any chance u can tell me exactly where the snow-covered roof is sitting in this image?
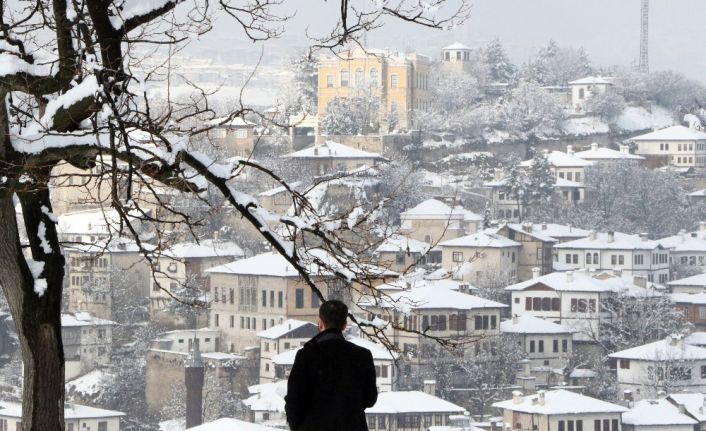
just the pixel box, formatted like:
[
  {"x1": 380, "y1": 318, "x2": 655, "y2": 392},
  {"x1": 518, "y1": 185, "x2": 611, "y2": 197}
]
[
  {"x1": 553, "y1": 231, "x2": 662, "y2": 251},
  {"x1": 256, "y1": 319, "x2": 317, "y2": 340},
  {"x1": 438, "y1": 231, "x2": 521, "y2": 248},
  {"x1": 492, "y1": 389, "x2": 626, "y2": 415},
  {"x1": 500, "y1": 315, "x2": 572, "y2": 335},
  {"x1": 501, "y1": 224, "x2": 557, "y2": 243},
  {"x1": 671, "y1": 293, "x2": 706, "y2": 305},
  {"x1": 375, "y1": 277, "x2": 476, "y2": 293},
  {"x1": 63, "y1": 237, "x2": 155, "y2": 254},
  {"x1": 245, "y1": 381, "x2": 287, "y2": 413},
  {"x1": 283, "y1": 141, "x2": 385, "y2": 160},
  {"x1": 272, "y1": 336, "x2": 397, "y2": 365},
  {"x1": 622, "y1": 398, "x2": 697, "y2": 426},
  {"x1": 61, "y1": 312, "x2": 114, "y2": 327},
  {"x1": 569, "y1": 369, "x2": 597, "y2": 379},
  {"x1": 484, "y1": 177, "x2": 583, "y2": 189},
  {"x1": 206, "y1": 250, "x2": 397, "y2": 279},
  {"x1": 685, "y1": 332, "x2": 706, "y2": 347},
  {"x1": 258, "y1": 181, "x2": 302, "y2": 197},
  {"x1": 163, "y1": 240, "x2": 244, "y2": 259},
  {"x1": 366, "y1": 391, "x2": 466, "y2": 414},
  {"x1": 508, "y1": 223, "x2": 590, "y2": 241},
  {"x1": 375, "y1": 234, "x2": 432, "y2": 254},
  {"x1": 668, "y1": 393, "x2": 706, "y2": 422},
  {"x1": 505, "y1": 270, "x2": 651, "y2": 294},
  {"x1": 631, "y1": 125, "x2": 706, "y2": 141},
  {"x1": 400, "y1": 199, "x2": 482, "y2": 222},
  {"x1": 442, "y1": 42, "x2": 471, "y2": 50},
  {"x1": 668, "y1": 272, "x2": 706, "y2": 287},
  {"x1": 688, "y1": 189, "x2": 706, "y2": 197},
  {"x1": 658, "y1": 230, "x2": 706, "y2": 252},
  {"x1": 568, "y1": 76, "x2": 614, "y2": 85},
  {"x1": 58, "y1": 208, "x2": 123, "y2": 236},
  {"x1": 188, "y1": 418, "x2": 281, "y2": 431},
  {"x1": 609, "y1": 336, "x2": 706, "y2": 361},
  {"x1": 208, "y1": 116, "x2": 256, "y2": 127},
  {"x1": 363, "y1": 285, "x2": 507, "y2": 312},
  {"x1": 65, "y1": 370, "x2": 108, "y2": 398},
  {"x1": 519, "y1": 151, "x2": 592, "y2": 168},
  {"x1": 0, "y1": 402, "x2": 125, "y2": 419},
  {"x1": 574, "y1": 145, "x2": 644, "y2": 161}
]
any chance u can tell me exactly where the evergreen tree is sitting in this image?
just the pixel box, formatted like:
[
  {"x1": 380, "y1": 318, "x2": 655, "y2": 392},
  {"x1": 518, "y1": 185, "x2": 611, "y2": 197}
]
[
  {"x1": 289, "y1": 53, "x2": 318, "y2": 115},
  {"x1": 484, "y1": 38, "x2": 516, "y2": 83},
  {"x1": 526, "y1": 151, "x2": 556, "y2": 205}
]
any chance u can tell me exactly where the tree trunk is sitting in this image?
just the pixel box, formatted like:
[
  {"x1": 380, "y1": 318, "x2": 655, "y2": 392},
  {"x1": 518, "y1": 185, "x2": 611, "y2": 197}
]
[{"x1": 0, "y1": 191, "x2": 67, "y2": 431}]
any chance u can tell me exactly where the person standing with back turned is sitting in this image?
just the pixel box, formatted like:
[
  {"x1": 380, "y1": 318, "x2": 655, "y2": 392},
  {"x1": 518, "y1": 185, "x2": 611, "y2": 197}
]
[{"x1": 285, "y1": 299, "x2": 378, "y2": 431}]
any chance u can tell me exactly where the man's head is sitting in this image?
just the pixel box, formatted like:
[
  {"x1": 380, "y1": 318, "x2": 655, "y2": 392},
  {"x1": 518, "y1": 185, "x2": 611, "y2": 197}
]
[{"x1": 318, "y1": 300, "x2": 348, "y2": 331}]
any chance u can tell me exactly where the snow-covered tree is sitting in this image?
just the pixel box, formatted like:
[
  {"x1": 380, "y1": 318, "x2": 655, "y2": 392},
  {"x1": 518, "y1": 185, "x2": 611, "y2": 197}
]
[
  {"x1": 0, "y1": 0, "x2": 470, "y2": 428},
  {"x1": 320, "y1": 95, "x2": 380, "y2": 135},
  {"x1": 503, "y1": 81, "x2": 564, "y2": 136},
  {"x1": 484, "y1": 38, "x2": 516, "y2": 83},
  {"x1": 586, "y1": 91, "x2": 627, "y2": 122},
  {"x1": 523, "y1": 41, "x2": 592, "y2": 86},
  {"x1": 526, "y1": 151, "x2": 556, "y2": 205},
  {"x1": 501, "y1": 158, "x2": 529, "y2": 222},
  {"x1": 163, "y1": 274, "x2": 209, "y2": 329},
  {"x1": 288, "y1": 52, "x2": 318, "y2": 116}
]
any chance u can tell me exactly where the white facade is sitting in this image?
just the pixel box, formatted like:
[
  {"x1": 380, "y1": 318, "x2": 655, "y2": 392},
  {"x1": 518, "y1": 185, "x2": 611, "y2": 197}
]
[
  {"x1": 0, "y1": 402, "x2": 124, "y2": 431},
  {"x1": 500, "y1": 315, "x2": 573, "y2": 369},
  {"x1": 631, "y1": 125, "x2": 706, "y2": 168},
  {"x1": 61, "y1": 313, "x2": 114, "y2": 381},
  {"x1": 568, "y1": 76, "x2": 614, "y2": 113}
]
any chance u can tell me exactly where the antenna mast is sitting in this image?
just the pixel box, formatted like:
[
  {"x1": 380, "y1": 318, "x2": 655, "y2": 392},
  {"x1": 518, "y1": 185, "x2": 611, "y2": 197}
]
[{"x1": 639, "y1": 0, "x2": 649, "y2": 73}]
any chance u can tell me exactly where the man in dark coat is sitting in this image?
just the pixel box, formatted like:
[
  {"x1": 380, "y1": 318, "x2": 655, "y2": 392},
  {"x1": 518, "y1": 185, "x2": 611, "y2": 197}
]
[{"x1": 285, "y1": 299, "x2": 378, "y2": 431}]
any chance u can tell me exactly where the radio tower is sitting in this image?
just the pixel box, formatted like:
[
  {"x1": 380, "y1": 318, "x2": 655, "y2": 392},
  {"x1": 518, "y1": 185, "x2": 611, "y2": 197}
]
[{"x1": 638, "y1": 0, "x2": 649, "y2": 73}]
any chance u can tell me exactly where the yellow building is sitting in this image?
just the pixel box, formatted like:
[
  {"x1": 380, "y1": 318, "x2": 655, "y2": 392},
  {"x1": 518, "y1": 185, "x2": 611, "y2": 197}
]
[{"x1": 317, "y1": 47, "x2": 432, "y2": 131}]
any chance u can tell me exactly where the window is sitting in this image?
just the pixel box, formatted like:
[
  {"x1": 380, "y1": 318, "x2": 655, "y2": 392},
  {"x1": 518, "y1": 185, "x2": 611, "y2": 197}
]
[
  {"x1": 238, "y1": 276, "x2": 258, "y2": 312},
  {"x1": 529, "y1": 340, "x2": 535, "y2": 353},
  {"x1": 377, "y1": 417, "x2": 386, "y2": 429},
  {"x1": 278, "y1": 292, "x2": 283, "y2": 308},
  {"x1": 444, "y1": 51, "x2": 450, "y2": 60},
  {"x1": 340, "y1": 70, "x2": 349, "y2": 87},
  {"x1": 262, "y1": 290, "x2": 267, "y2": 307},
  {"x1": 214, "y1": 314, "x2": 219, "y2": 327},
  {"x1": 593, "y1": 252, "x2": 598, "y2": 263},
  {"x1": 295, "y1": 289, "x2": 305, "y2": 309},
  {"x1": 525, "y1": 297, "x2": 532, "y2": 311},
  {"x1": 538, "y1": 340, "x2": 544, "y2": 353},
  {"x1": 367, "y1": 416, "x2": 376, "y2": 429},
  {"x1": 355, "y1": 68, "x2": 364, "y2": 86},
  {"x1": 571, "y1": 298, "x2": 577, "y2": 312},
  {"x1": 635, "y1": 254, "x2": 644, "y2": 265},
  {"x1": 619, "y1": 255, "x2": 624, "y2": 265},
  {"x1": 553, "y1": 339, "x2": 559, "y2": 352},
  {"x1": 612, "y1": 420, "x2": 618, "y2": 431},
  {"x1": 230, "y1": 315, "x2": 234, "y2": 328},
  {"x1": 579, "y1": 88, "x2": 585, "y2": 99},
  {"x1": 586, "y1": 253, "x2": 592, "y2": 264},
  {"x1": 229, "y1": 288, "x2": 235, "y2": 304},
  {"x1": 452, "y1": 252, "x2": 464, "y2": 262},
  {"x1": 98, "y1": 423, "x2": 108, "y2": 431},
  {"x1": 214, "y1": 286, "x2": 219, "y2": 302},
  {"x1": 370, "y1": 68, "x2": 378, "y2": 85},
  {"x1": 326, "y1": 74, "x2": 333, "y2": 88},
  {"x1": 391, "y1": 74, "x2": 398, "y2": 88},
  {"x1": 270, "y1": 290, "x2": 274, "y2": 307},
  {"x1": 395, "y1": 253, "x2": 405, "y2": 265},
  {"x1": 552, "y1": 298, "x2": 561, "y2": 311},
  {"x1": 576, "y1": 420, "x2": 583, "y2": 431},
  {"x1": 572, "y1": 254, "x2": 578, "y2": 264},
  {"x1": 589, "y1": 299, "x2": 596, "y2": 313},
  {"x1": 620, "y1": 359, "x2": 630, "y2": 369},
  {"x1": 611, "y1": 255, "x2": 617, "y2": 265}
]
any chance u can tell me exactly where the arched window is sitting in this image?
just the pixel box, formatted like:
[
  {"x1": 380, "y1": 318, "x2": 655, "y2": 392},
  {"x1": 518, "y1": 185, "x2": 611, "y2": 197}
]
[
  {"x1": 355, "y1": 68, "x2": 364, "y2": 86},
  {"x1": 369, "y1": 68, "x2": 378, "y2": 86},
  {"x1": 593, "y1": 253, "x2": 599, "y2": 264},
  {"x1": 586, "y1": 253, "x2": 592, "y2": 264}
]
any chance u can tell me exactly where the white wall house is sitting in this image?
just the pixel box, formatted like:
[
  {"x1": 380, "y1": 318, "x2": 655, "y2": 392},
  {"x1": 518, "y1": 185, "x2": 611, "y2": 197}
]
[
  {"x1": 520, "y1": 149, "x2": 593, "y2": 185},
  {"x1": 256, "y1": 319, "x2": 318, "y2": 383},
  {"x1": 500, "y1": 315, "x2": 573, "y2": 369},
  {"x1": 553, "y1": 231, "x2": 670, "y2": 283},
  {"x1": 622, "y1": 398, "x2": 697, "y2": 431},
  {"x1": 484, "y1": 177, "x2": 585, "y2": 221},
  {"x1": 493, "y1": 389, "x2": 626, "y2": 431},
  {"x1": 630, "y1": 125, "x2": 706, "y2": 168},
  {"x1": 668, "y1": 272, "x2": 706, "y2": 294},
  {"x1": 150, "y1": 328, "x2": 222, "y2": 353},
  {"x1": 364, "y1": 391, "x2": 466, "y2": 431},
  {"x1": 374, "y1": 234, "x2": 437, "y2": 273},
  {"x1": 244, "y1": 381, "x2": 288, "y2": 428},
  {"x1": 438, "y1": 231, "x2": 521, "y2": 283},
  {"x1": 610, "y1": 335, "x2": 706, "y2": 401},
  {"x1": 574, "y1": 143, "x2": 645, "y2": 165},
  {"x1": 399, "y1": 198, "x2": 483, "y2": 244},
  {"x1": 61, "y1": 312, "x2": 114, "y2": 381},
  {"x1": 658, "y1": 224, "x2": 706, "y2": 277},
  {"x1": 281, "y1": 141, "x2": 387, "y2": 175},
  {"x1": 667, "y1": 393, "x2": 706, "y2": 431},
  {"x1": 568, "y1": 76, "x2": 614, "y2": 113},
  {"x1": 0, "y1": 402, "x2": 124, "y2": 431}
]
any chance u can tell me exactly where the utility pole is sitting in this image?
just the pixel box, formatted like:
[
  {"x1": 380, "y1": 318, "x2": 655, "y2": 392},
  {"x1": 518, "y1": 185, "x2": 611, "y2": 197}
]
[
  {"x1": 185, "y1": 338, "x2": 205, "y2": 429},
  {"x1": 638, "y1": 0, "x2": 649, "y2": 73}
]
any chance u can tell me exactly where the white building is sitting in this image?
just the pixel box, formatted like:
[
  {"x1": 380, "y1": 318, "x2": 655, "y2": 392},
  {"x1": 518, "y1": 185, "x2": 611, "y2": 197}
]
[
  {"x1": 438, "y1": 231, "x2": 521, "y2": 283},
  {"x1": 622, "y1": 398, "x2": 697, "y2": 431},
  {"x1": 281, "y1": 141, "x2": 387, "y2": 175},
  {"x1": 658, "y1": 224, "x2": 706, "y2": 277},
  {"x1": 609, "y1": 335, "x2": 706, "y2": 400},
  {"x1": 519, "y1": 149, "x2": 593, "y2": 185},
  {"x1": 630, "y1": 125, "x2": 706, "y2": 168},
  {"x1": 0, "y1": 402, "x2": 124, "y2": 431},
  {"x1": 484, "y1": 176, "x2": 586, "y2": 221},
  {"x1": 150, "y1": 328, "x2": 222, "y2": 353},
  {"x1": 256, "y1": 319, "x2": 318, "y2": 383},
  {"x1": 61, "y1": 312, "x2": 114, "y2": 381},
  {"x1": 364, "y1": 390, "x2": 466, "y2": 431},
  {"x1": 553, "y1": 231, "x2": 670, "y2": 283},
  {"x1": 574, "y1": 143, "x2": 645, "y2": 165},
  {"x1": 374, "y1": 234, "x2": 437, "y2": 273},
  {"x1": 568, "y1": 76, "x2": 614, "y2": 113},
  {"x1": 668, "y1": 272, "x2": 706, "y2": 294},
  {"x1": 492, "y1": 389, "x2": 626, "y2": 431},
  {"x1": 666, "y1": 393, "x2": 706, "y2": 431},
  {"x1": 500, "y1": 315, "x2": 573, "y2": 369},
  {"x1": 399, "y1": 198, "x2": 483, "y2": 244},
  {"x1": 244, "y1": 381, "x2": 288, "y2": 428}
]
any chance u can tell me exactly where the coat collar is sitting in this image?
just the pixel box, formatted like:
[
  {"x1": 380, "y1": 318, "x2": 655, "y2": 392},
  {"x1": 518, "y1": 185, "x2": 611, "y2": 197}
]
[{"x1": 307, "y1": 328, "x2": 344, "y2": 346}]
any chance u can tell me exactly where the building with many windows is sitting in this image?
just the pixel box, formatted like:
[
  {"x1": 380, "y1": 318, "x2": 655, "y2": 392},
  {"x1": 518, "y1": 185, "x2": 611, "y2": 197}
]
[
  {"x1": 438, "y1": 231, "x2": 521, "y2": 283},
  {"x1": 256, "y1": 319, "x2": 318, "y2": 383},
  {"x1": 500, "y1": 315, "x2": 573, "y2": 369},
  {"x1": 364, "y1": 390, "x2": 466, "y2": 431},
  {"x1": 630, "y1": 125, "x2": 706, "y2": 168},
  {"x1": 399, "y1": 198, "x2": 483, "y2": 245},
  {"x1": 317, "y1": 47, "x2": 432, "y2": 130}
]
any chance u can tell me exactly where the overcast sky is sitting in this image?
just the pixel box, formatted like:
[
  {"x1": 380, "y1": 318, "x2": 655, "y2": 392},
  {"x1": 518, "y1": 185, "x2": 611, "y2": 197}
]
[{"x1": 192, "y1": 0, "x2": 706, "y2": 82}]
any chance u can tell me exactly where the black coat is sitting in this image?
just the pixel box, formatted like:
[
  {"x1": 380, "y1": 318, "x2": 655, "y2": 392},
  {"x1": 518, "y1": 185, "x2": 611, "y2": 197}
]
[{"x1": 285, "y1": 328, "x2": 378, "y2": 431}]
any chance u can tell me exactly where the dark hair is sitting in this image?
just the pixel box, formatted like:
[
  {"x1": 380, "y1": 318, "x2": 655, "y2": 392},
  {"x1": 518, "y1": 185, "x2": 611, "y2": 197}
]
[{"x1": 319, "y1": 300, "x2": 348, "y2": 330}]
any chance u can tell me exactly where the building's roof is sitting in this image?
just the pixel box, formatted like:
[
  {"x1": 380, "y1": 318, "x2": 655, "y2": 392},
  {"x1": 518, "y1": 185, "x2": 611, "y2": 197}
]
[
  {"x1": 163, "y1": 240, "x2": 244, "y2": 259},
  {"x1": 484, "y1": 177, "x2": 583, "y2": 189},
  {"x1": 148, "y1": 348, "x2": 244, "y2": 362},
  {"x1": 65, "y1": 370, "x2": 108, "y2": 398},
  {"x1": 688, "y1": 189, "x2": 706, "y2": 197},
  {"x1": 208, "y1": 116, "x2": 256, "y2": 128},
  {"x1": 400, "y1": 199, "x2": 482, "y2": 221},
  {"x1": 519, "y1": 151, "x2": 592, "y2": 168},
  {"x1": 622, "y1": 398, "x2": 697, "y2": 426},
  {"x1": 61, "y1": 312, "x2": 114, "y2": 327},
  {"x1": 58, "y1": 208, "x2": 123, "y2": 236},
  {"x1": 188, "y1": 418, "x2": 281, "y2": 431},
  {"x1": 0, "y1": 402, "x2": 125, "y2": 419},
  {"x1": 376, "y1": 277, "x2": 476, "y2": 293},
  {"x1": 609, "y1": 336, "x2": 706, "y2": 361},
  {"x1": 366, "y1": 391, "x2": 466, "y2": 414},
  {"x1": 574, "y1": 145, "x2": 644, "y2": 161},
  {"x1": 258, "y1": 181, "x2": 302, "y2": 197},
  {"x1": 671, "y1": 293, "x2": 706, "y2": 305},
  {"x1": 63, "y1": 237, "x2": 156, "y2": 254},
  {"x1": 500, "y1": 315, "x2": 572, "y2": 335},
  {"x1": 658, "y1": 230, "x2": 706, "y2": 252},
  {"x1": 685, "y1": 332, "x2": 706, "y2": 347},
  {"x1": 375, "y1": 234, "x2": 432, "y2": 255},
  {"x1": 363, "y1": 285, "x2": 507, "y2": 313},
  {"x1": 631, "y1": 125, "x2": 706, "y2": 141},
  {"x1": 438, "y1": 231, "x2": 521, "y2": 248},
  {"x1": 553, "y1": 231, "x2": 661, "y2": 251},
  {"x1": 501, "y1": 224, "x2": 557, "y2": 243},
  {"x1": 492, "y1": 389, "x2": 627, "y2": 415},
  {"x1": 668, "y1": 272, "x2": 706, "y2": 287},
  {"x1": 256, "y1": 319, "x2": 317, "y2": 340},
  {"x1": 442, "y1": 42, "x2": 471, "y2": 50},
  {"x1": 509, "y1": 223, "x2": 590, "y2": 241},
  {"x1": 272, "y1": 336, "x2": 397, "y2": 364},
  {"x1": 668, "y1": 393, "x2": 706, "y2": 422},
  {"x1": 568, "y1": 76, "x2": 614, "y2": 85},
  {"x1": 283, "y1": 141, "x2": 385, "y2": 160},
  {"x1": 206, "y1": 250, "x2": 396, "y2": 279},
  {"x1": 505, "y1": 270, "x2": 657, "y2": 294},
  {"x1": 244, "y1": 381, "x2": 287, "y2": 413}
]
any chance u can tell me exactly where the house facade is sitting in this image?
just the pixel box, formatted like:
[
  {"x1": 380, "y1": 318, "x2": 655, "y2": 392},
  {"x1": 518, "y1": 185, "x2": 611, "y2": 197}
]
[
  {"x1": 256, "y1": 319, "x2": 318, "y2": 383},
  {"x1": 630, "y1": 125, "x2": 706, "y2": 168},
  {"x1": 364, "y1": 391, "x2": 466, "y2": 431},
  {"x1": 568, "y1": 76, "x2": 614, "y2": 113},
  {"x1": 0, "y1": 402, "x2": 124, "y2": 431},
  {"x1": 281, "y1": 141, "x2": 386, "y2": 175},
  {"x1": 438, "y1": 231, "x2": 521, "y2": 283},
  {"x1": 500, "y1": 315, "x2": 573, "y2": 369},
  {"x1": 399, "y1": 198, "x2": 482, "y2": 245},
  {"x1": 61, "y1": 312, "x2": 114, "y2": 381}
]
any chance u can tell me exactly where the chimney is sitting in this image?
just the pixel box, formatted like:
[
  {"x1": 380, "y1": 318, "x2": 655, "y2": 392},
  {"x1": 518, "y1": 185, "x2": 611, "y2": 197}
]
[
  {"x1": 633, "y1": 275, "x2": 647, "y2": 288},
  {"x1": 678, "y1": 403, "x2": 687, "y2": 414},
  {"x1": 620, "y1": 144, "x2": 629, "y2": 154},
  {"x1": 607, "y1": 231, "x2": 615, "y2": 243},
  {"x1": 512, "y1": 315, "x2": 519, "y2": 324},
  {"x1": 213, "y1": 230, "x2": 219, "y2": 241},
  {"x1": 699, "y1": 221, "x2": 706, "y2": 232},
  {"x1": 623, "y1": 390, "x2": 633, "y2": 402},
  {"x1": 541, "y1": 223, "x2": 547, "y2": 231},
  {"x1": 185, "y1": 339, "x2": 205, "y2": 429},
  {"x1": 532, "y1": 267, "x2": 541, "y2": 279},
  {"x1": 591, "y1": 143, "x2": 598, "y2": 151},
  {"x1": 490, "y1": 422, "x2": 498, "y2": 431},
  {"x1": 314, "y1": 147, "x2": 319, "y2": 155},
  {"x1": 523, "y1": 222, "x2": 533, "y2": 233},
  {"x1": 566, "y1": 145, "x2": 574, "y2": 155},
  {"x1": 512, "y1": 391, "x2": 524, "y2": 404},
  {"x1": 640, "y1": 232, "x2": 649, "y2": 242},
  {"x1": 537, "y1": 390, "x2": 545, "y2": 406},
  {"x1": 566, "y1": 271, "x2": 574, "y2": 283},
  {"x1": 589, "y1": 230, "x2": 597, "y2": 240},
  {"x1": 423, "y1": 380, "x2": 437, "y2": 396}
]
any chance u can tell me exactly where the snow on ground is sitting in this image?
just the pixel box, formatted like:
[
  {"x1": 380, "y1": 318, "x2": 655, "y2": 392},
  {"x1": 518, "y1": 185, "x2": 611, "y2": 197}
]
[
  {"x1": 560, "y1": 116, "x2": 610, "y2": 136},
  {"x1": 65, "y1": 370, "x2": 108, "y2": 398},
  {"x1": 614, "y1": 106, "x2": 675, "y2": 132}
]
